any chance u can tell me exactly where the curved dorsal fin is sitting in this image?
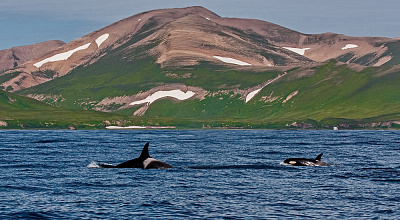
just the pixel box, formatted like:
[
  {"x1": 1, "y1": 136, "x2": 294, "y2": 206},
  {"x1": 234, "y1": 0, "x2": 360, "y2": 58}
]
[
  {"x1": 315, "y1": 153, "x2": 323, "y2": 161},
  {"x1": 139, "y1": 142, "x2": 151, "y2": 159}
]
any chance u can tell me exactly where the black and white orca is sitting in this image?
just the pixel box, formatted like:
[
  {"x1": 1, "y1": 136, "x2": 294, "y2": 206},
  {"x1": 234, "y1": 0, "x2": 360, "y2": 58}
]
[
  {"x1": 97, "y1": 142, "x2": 173, "y2": 169},
  {"x1": 283, "y1": 153, "x2": 329, "y2": 166}
]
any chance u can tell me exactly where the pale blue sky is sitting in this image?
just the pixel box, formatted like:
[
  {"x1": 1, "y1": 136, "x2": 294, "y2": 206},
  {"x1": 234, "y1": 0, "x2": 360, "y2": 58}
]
[{"x1": 1, "y1": 0, "x2": 399, "y2": 50}]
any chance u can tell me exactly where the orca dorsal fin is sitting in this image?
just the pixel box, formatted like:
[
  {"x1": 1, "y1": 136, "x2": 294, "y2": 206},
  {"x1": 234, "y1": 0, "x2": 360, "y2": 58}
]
[
  {"x1": 139, "y1": 142, "x2": 151, "y2": 159},
  {"x1": 315, "y1": 153, "x2": 323, "y2": 161}
]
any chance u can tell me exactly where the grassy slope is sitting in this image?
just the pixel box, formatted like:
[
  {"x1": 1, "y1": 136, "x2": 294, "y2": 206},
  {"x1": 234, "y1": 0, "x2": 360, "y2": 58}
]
[
  {"x1": 0, "y1": 90, "x2": 144, "y2": 129},
  {"x1": 382, "y1": 41, "x2": 400, "y2": 66},
  {"x1": 10, "y1": 20, "x2": 400, "y2": 129},
  {"x1": 14, "y1": 57, "x2": 400, "y2": 129},
  {"x1": 140, "y1": 61, "x2": 400, "y2": 127},
  {"x1": 242, "y1": 61, "x2": 400, "y2": 123}
]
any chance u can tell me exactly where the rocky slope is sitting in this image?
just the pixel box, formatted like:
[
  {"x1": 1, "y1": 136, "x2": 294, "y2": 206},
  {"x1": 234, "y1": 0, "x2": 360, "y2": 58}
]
[
  {"x1": 2, "y1": 6, "x2": 399, "y2": 92},
  {"x1": 0, "y1": 40, "x2": 65, "y2": 73}
]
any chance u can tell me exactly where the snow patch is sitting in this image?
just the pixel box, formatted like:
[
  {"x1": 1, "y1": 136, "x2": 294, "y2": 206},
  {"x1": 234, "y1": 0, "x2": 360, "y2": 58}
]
[
  {"x1": 129, "y1": 89, "x2": 195, "y2": 106},
  {"x1": 34, "y1": 43, "x2": 91, "y2": 68},
  {"x1": 106, "y1": 125, "x2": 176, "y2": 129},
  {"x1": 342, "y1": 44, "x2": 358, "y2": 50},
  {"x1": 106, "y1": 126, "x2": 146, "y2": 129},
  {"x1": 245, "y1": 72, "x2": 287, "y2": 103},
  {"x1": 213, "y1": 56, "x2": 251, "y2": 66},
  {"x1": 138, "y1": 19, "x2": 142, "y2": 21},
  {"x1": 95, "y1": 33, "x2": 109, "y2": 47},
  {"x1": 283, "y1": 47, "x2": 310, "y2": 55},
  {"x1": 245, "y1": 88, "x2": 262, "y2": 103}
]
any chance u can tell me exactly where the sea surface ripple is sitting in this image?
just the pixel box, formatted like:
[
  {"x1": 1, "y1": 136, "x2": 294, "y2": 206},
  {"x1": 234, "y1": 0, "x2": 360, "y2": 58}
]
[{"x1": 0, "y1": 130, "x2": 399, "y2": 219}]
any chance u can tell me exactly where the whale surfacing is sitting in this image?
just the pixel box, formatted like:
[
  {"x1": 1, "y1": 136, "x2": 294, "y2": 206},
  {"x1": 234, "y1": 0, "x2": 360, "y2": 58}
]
[
  {"x1": 283, "y1": 153, "x2": 329, "y2": 166},
  {"x1": 94, "y1": 142, "x2": 173, "y2": 169}
]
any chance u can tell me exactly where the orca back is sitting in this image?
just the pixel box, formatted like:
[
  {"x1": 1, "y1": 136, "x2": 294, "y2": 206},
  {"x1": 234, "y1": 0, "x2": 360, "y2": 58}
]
[
  {"x1": 114, "y1": 142, "x2": 173, "y2": 169},
  {"x1": 284, "y1": 153, "x2": 329, "y2": 166},
  {"x1": 283, "y1": 158, "x2": 316, "y2": 166},
  {"x1": 144, "y1": 158, "x2": 173, "y2": 169},
  {"x1": 114, "y1": 158, "x2": 143, "y2": 168}
]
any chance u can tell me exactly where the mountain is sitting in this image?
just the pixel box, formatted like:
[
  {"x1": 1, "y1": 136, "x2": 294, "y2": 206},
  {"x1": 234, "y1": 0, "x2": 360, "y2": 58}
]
[
  {"x1": 0, "y1": 40, "x2": 65, "y2": 73},
  {"x1": 3, "y1": 6, "x2": 400, "y2": 92},
  {"x1": 1, "y1": 6, "x2": 400, "y2": 129}
]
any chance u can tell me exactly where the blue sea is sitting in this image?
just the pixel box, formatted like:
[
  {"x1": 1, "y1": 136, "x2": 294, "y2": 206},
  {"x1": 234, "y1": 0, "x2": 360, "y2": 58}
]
[{"x1": 0, "y1": 130, "x2": 399, "y2": 219}]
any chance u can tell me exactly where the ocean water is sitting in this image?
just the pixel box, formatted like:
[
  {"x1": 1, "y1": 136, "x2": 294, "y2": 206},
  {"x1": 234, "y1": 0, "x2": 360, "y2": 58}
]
[{"x1": 0, "y1": 130, "x2": 399, "y2": 219}]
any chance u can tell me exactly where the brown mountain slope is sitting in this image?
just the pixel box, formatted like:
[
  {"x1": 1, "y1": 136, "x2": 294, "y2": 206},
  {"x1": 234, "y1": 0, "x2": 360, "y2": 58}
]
[
  {"x1": 0, "y1": 40, "x2": 65, "y2": 73},
  {"x1": 149, "y1": 13, "x2": 314, "y2": 68},
  {"x1": 2, "y1": 6, "x2": 399, "y2": 92}
]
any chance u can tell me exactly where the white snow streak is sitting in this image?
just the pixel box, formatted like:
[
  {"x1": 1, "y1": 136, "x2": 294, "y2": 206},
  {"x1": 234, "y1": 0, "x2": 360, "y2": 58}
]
[
  {"x1": 95, "y1": 33, "x2": 109, "y2": 47},
  {"x1": 106, "y1": 126, "x2": 146, "y2": 129},
  {"x1": 105, "y1": 125, "x2": 176, "y2": 129},
  {"x1": 283, "y1": 47, "x2": 310, "y2": 55},
  {"x1": 341, "y1": 44, "x2": 358, "y2": 50},
  {"x1": 129, "y1": 90, "x2": 195, "y2": 106},
  {"x1": 213, "y1": 56, "x2": 251, "y2": 66},
  {"x1": 245, "y1": 88, "x2": 262, "y2": 103},
  {"x1": 245, "y1": 72, "x2": 287, "y2": 103},
  {"x1": 34, "y1": 43, "x2": 91, "y2": 68}
]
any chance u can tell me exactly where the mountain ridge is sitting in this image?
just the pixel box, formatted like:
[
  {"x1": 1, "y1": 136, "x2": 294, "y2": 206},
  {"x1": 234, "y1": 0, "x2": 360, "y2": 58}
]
[
  {"x1": 0, "y1": 40, "x2": 65, "y2": 73},
  {"x1": 1, "y1": 6, "x2": 400, "y2": 129},
  {"x1": 2, "y1": 6, "x2": 399, "y2": 92}
]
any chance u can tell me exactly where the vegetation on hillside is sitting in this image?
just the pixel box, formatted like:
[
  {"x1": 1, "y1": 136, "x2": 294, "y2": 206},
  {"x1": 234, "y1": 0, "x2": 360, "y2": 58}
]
[
  {"x1": 9, "y1": 56, "x2": 400, "y2": 130},
  {"x1": 4, "y1": 14, "x2": 400, "y2": 130}
]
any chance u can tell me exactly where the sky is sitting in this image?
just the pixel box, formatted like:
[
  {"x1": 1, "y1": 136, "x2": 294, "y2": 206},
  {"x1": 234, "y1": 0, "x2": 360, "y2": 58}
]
[{"x1": 1, "y1": 0, "x2": 400, "y2": 50}]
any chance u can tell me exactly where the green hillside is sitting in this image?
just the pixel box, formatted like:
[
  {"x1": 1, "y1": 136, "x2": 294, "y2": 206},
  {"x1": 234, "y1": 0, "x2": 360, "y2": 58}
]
[
  {"x1": 0, "y1": 90, "x2": 146, "y2": 129},
  {"x1": 243, "y1": 61, "x2": 400, "y2": 120},
  {"x1": 15, "y1": 51, "x2": 400, "y2": 129},
  {"x1": 10, "y1": 24, "x2": 400, "y2": 129},
  {"x1": 132, "y1": 61, "x2": 400, "y2": 128},
  {"x1": 17, "y1": 31, "x2": 281, "y2": 111}
]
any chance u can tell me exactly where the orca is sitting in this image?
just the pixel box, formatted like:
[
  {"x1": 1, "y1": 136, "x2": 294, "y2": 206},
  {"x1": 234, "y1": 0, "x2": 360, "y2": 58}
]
[
  {"x1": 97, "y1": 142, "x2": 173, "y2": 169},
  {"x1": 283, "y1": 153, "x2": 329, "y2": 166}
]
